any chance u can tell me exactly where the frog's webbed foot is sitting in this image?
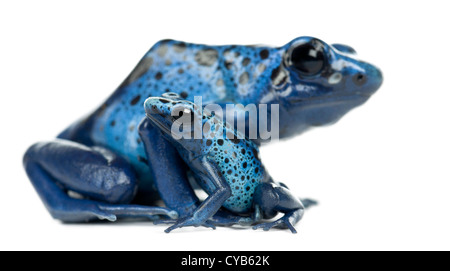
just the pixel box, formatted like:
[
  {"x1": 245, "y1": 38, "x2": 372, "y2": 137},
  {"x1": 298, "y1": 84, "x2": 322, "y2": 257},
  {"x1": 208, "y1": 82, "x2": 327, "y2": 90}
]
[
  {"x1": 55, "y1": 199, "x2": 119, "y2": 223},
  {"x1": 155, "y1": 217, "x2": 217, "y2": 233},
  {"x1": 150, "y1": 156, "x2": 235, "y2": 233},
  {"x1": 252, "y1": 209, "x2": 303, "y2": 234},
  {"x1": 154, "y1": 209, "x2": 257, "y2": 231},
  {"x1": 56, "y1": 199, "x2": 178, "y2": 223},
  {"x1": 252, "y1": 215, "x2": 298, "y2": 233},
  {"x1": 98, "y1": 204, "x2": 178, "y2": 221}
]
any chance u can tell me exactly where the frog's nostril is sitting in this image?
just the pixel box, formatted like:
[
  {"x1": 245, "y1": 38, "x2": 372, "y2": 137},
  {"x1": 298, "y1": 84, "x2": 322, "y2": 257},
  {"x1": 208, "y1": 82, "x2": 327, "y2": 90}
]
[{"x1": 352, "y1": 73, "x2": 367, "y2": 86}]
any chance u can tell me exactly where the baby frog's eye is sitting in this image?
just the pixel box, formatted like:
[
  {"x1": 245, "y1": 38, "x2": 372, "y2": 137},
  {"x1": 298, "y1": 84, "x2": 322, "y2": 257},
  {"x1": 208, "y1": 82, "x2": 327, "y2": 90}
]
[
  {"x1": 286, "y1": 39, "x2": 326, "y2": 76},
  {"x1": 172, "y1": 107, "x2": 195, "y2": 123}
]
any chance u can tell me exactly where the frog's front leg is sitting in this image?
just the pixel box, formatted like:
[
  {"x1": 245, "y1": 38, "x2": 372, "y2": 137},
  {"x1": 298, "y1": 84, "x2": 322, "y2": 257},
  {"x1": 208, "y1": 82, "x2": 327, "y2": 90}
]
[
  {"x1": 23, "y1": 140, "x2": 177, "y2": 222},
  {"x1": 140, "y1": 118, "x2": 234, "y2": 232},
  {"x1": 139, "y1": 118, "x2": 253, "y2": 229},
  {"x1": 163, "y1": 156, "x2": 232, "y2": 233}
]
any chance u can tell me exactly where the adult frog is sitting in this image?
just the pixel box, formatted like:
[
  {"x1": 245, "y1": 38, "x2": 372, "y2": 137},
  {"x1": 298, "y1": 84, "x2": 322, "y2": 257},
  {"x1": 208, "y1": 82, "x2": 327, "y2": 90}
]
[{"x1": 23, "y1": 37, "x2": 382, "y2": 231}]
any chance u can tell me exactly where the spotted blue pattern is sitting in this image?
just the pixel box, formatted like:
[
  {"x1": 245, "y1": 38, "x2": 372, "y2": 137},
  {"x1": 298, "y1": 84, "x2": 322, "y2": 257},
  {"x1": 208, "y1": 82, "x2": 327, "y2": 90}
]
[
  {"x1": 144, "y1": 96, "x2": 266, "y2": 213},
  {"x1": 90, "y1": 40, "x2": 281, "y2": 185},
  {"x1": 87, "y1": 37, "x2": 383, "y2": 196},
  {"x1": 24, "y1": 37, "x2": 383, "y2": 232}
]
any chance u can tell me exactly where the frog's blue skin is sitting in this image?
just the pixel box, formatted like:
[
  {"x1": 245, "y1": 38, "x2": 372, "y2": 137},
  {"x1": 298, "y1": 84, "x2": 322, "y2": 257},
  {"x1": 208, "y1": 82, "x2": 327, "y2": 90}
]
[
  {"x1": 23, "y1": 37, "x2": 382, "y2": 232},
  {"x1": 144, "y1": 94, "x2": 307, "y2": 232}
]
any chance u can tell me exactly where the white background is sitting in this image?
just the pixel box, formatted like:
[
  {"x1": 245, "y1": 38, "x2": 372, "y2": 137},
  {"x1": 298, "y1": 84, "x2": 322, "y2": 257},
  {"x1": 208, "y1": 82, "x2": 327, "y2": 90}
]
[{"x1": 1, "y1": 0, "x2": 449, "y2": 251}]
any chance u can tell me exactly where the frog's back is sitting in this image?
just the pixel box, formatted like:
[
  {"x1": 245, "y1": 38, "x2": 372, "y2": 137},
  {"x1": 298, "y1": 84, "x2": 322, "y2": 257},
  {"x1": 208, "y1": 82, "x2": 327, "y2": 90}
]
[
  {"x1": 108, "y1": 39, "x2": 279, "y2": 105},
  {"x1": 82, "y1": 39, "x2": 280, "y2": 173}
]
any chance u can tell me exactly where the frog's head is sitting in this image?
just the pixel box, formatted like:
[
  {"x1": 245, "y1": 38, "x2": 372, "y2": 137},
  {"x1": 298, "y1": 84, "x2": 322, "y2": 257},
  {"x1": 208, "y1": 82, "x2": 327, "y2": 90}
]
[
  {"x1": 144, "y1": 93, "x2": 202, "y2": 148},
  {"x1": 272, "y1": 36, "x2": 383, "y2": 138}
]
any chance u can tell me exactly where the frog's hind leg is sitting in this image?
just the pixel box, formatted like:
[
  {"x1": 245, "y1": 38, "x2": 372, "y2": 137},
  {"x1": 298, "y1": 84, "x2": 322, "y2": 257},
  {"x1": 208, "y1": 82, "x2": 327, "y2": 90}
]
[
  {"x1": 138, "y1": 118, "x2": 200, "y2": 217},
  {"x1": 23, "y1": 139, "x2": 177, "y2": 222}
]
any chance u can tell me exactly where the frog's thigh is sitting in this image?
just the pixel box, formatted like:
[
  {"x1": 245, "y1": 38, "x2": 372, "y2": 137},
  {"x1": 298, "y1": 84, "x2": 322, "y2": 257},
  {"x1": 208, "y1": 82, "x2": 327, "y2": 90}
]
[
  {"x1": 24, "y1": 139, "x2": 138, "y2": 204},
  {"x1": 138, "y1": 118, "x2": 199, "y2": 216}
]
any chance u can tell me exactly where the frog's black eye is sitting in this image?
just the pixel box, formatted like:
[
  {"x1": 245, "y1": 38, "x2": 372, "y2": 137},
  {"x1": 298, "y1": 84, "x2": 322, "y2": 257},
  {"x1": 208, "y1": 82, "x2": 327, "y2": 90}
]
[
  {"x1": 172, "y1": 110, "x2": 183, "y2": 121},
  {"x1": 162, "y1": 92, "x2": 180, "y2": 99},
  {"x1": 287, "y1": 40, "x2": 326, "y2": 76},
  {"x1": 172, "y1": 108, "x2": 195, "y2": 123}
]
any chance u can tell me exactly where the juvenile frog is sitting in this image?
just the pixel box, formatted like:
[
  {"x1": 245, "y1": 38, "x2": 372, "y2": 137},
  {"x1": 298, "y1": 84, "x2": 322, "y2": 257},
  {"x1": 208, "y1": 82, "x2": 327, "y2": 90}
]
[{"x1": 144, "y1": 94, "x2": 307, "y2": 232}]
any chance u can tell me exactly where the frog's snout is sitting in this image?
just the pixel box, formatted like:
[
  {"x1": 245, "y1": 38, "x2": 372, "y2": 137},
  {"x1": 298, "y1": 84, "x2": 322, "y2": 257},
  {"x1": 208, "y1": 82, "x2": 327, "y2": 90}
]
[
  {"x1": 332, "y1": 57, "x2": 383, "y2": 97},
  {"x1": 352, "y1": 63, "x2": 383, "y2": 96},
  {"x1": 328, "y1": 43, "x2": 383, "y2": 97}
]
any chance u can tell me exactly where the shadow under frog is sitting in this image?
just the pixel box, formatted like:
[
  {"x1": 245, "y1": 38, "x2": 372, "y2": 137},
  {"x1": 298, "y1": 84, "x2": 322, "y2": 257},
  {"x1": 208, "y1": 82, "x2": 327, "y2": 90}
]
[{"x1": 23, "y1": 37, "x2": 382, "y2": 232}]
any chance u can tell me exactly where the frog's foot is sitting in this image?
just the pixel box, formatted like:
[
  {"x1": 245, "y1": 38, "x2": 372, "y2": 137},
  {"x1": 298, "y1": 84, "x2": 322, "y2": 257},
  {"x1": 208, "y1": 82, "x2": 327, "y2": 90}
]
[
  {"x1": 51, "y1": 198, "x2": 178, "y2": 223},
  {"x1": 58, "y1": 200, "x2": 118, "y2": 222},
  {"x1": 252, "y1": 216, "x2": 298, "y2": 234},
  {"x1": 155, "y1": 209, "x2": 256, "y2": 230},
  {"x1": 252, "y1": 209, "x2": 304, "y2": 234},
  {"x1": 301, "y1": 198, "x2": 318, "y2": 209},
  {"x1": 98, "y1": 204, "x2": 178, "y2": 221},
  {"x1": 154, "y1": 217, "x2": 216, "y2": 233}
]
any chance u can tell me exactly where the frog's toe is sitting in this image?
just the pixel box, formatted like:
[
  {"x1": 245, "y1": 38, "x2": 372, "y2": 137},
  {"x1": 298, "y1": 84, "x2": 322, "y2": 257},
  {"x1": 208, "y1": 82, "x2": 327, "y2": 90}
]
[
  {"x1": 153, "y1": 219, "x2": 177, "y2": 225},
  {"x1": 162, "y1": 216, "x2": 216, "y2": 233},
  {"x1": 252, "y1": 219, "x2": 297, "y2": 234},
  {"x1": 252, "y1": 223, "x2": 273, "y2": 232},
  {"x1": 55, "y1": 203, "x2": 118, "y2": 223},
  {"x1": 90, "y1": 210, "x2": 117, "y2": 222},
  {"x1": 167, "y1": 210, "x2": 179, "y2": 219},
  {"x1": 164, "y1": 218, "x2": 191, "y2": 233},
  {"x1": 278, "y1": 220, "x2": 297, "y2": 233},
  {"x1": 203, "y1": 220, "x2": 217, "y2": 230},
  {"x1": 98, "y1": 204, "x2": 179, "y2": 221}
]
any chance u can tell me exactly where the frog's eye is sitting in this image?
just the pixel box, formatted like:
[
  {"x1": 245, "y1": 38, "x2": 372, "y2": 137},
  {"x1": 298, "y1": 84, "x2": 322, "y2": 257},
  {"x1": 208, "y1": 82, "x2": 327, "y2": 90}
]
[
  {"x1": 172, "y1": 107, "x2": 195, "y2": 123},
  {"x1": 287, "y1": 40, "x2": 326, "y2": 76},
  {"x1": 162, "y1": 92, "x2": 180, "y2": 99}
]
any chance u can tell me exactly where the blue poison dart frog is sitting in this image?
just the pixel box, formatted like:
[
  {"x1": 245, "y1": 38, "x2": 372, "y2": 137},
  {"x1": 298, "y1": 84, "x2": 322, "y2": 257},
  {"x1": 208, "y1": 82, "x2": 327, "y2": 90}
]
[
  {"x1": 23, "y1": 37, "x2": 382, "y2": 232},
  {"x1": 145, "y1": 94, "x2": 314, "y2": 232}
]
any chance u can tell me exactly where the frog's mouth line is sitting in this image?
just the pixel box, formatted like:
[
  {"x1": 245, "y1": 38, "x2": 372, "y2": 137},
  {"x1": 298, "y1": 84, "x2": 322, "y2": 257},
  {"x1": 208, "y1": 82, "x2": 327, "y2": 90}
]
[
  {"x1": 287, "y1": 93, "x2": 370, "y2": 106},
  {"x1": 146, "y1": 113, "x2": 173, "y2": 136}
]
